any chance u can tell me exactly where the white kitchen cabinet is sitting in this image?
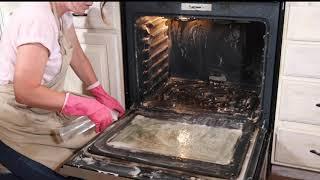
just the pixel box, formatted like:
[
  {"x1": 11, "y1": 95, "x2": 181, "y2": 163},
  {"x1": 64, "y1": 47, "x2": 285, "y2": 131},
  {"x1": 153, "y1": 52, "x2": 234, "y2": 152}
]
[
  {"x1": 63, "y1": 2, "x2": 125, "y2": 107},
  {"x1": 64, "y1": 33, "x2": 112, "y2": 95},
  {"x1": 287, "y1": 3, "x2": 320, "y2": 41},
  {"x1": 278, "y1": 79, "x2": 320, "y2": 126},
  {"x1": 283, "y1": 41, "x2": 320, "y2": 78},
  {"x1": 275, "y1": 123, "x2": 320, "y2": 171},
  {"x1": 272, "y1": 2, "x2": 320, "y2": 172}
]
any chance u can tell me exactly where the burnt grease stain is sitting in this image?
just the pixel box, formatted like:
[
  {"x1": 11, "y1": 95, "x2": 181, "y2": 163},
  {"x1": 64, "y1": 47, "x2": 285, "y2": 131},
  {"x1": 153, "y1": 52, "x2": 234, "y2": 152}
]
[{"x1": 143, "y1": 77, "x2": 261, "y2": 121}]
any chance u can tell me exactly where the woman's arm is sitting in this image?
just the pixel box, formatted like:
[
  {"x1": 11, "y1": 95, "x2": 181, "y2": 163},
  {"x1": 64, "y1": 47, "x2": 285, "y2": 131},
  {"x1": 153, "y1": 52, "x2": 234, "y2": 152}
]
[
  {"x1": 14, "y1": 42, "x2": 117, "y2": 132},
  {"x1": 14, "y1": 43, "x2": 66, "y2": 111},
  {"x1": 66, "y1": 25, "x2": 98, "y2": 87}
]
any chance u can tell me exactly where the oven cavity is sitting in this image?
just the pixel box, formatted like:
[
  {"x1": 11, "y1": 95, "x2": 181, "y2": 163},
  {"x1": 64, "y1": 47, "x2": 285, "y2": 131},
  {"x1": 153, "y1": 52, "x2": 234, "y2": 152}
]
[{"x1": 135, "y1": 16, "x2": 266, "y2": 120}]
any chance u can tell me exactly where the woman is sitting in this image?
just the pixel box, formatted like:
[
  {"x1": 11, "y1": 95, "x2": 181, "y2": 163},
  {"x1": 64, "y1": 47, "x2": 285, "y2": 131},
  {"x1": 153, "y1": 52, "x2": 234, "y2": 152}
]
[{"x1": 0, "y1": 2, "x2": 125, "y2": 179}]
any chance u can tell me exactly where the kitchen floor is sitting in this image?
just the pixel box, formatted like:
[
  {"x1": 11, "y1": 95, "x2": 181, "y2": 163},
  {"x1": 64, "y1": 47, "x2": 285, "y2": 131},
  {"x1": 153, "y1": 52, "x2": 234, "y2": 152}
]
[
  {"x1": 269, "y1": 174, "x2": 298, "y2": 180},
  {"x1": 268, "y1": 165, "x2": 320, "y2": 180}
]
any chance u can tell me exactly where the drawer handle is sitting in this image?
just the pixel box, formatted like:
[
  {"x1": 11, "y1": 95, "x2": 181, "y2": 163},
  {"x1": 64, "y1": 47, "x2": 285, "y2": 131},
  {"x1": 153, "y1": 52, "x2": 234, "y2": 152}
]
[
  {"x1": 72, "y1": 13, "x2": 87, "y2": 17},
  {"x1": 310, "y1": 150, "x2": 320, "y2": 156},
  {"x1": 316, "y1": 104, "x2": 320, "y2": 107}
]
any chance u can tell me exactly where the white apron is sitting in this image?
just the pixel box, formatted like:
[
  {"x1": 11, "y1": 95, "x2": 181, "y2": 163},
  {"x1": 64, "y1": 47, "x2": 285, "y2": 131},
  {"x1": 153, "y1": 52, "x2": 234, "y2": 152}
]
[{"x1": 0, "y1": 4, "x2": 97, "y2": 171}]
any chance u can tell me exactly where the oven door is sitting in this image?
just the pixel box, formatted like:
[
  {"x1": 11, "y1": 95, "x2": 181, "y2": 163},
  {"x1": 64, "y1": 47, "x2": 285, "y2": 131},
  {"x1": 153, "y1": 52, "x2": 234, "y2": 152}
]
[{"x1": 58, "y1": 107, "x2": 269, "y2": 180}]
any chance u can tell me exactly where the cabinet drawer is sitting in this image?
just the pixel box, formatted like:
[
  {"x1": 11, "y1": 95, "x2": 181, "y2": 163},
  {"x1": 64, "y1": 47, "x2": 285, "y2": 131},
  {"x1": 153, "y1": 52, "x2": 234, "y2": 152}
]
[
  {"x1": 278, "y1": 80, "x2": 320, "y2": 126},
  {"x1": 275, "y1": 127, "x2": 320, "y2": 171},
  {"x1": 287, "y1": 4, "x2": 320, "y2": 41},
  {"x1": 283, "y1": 42, "x2": 320, "y2": 79},
  {"x1": 72, "y1": 2, "x2": 120, "y2": 30}
]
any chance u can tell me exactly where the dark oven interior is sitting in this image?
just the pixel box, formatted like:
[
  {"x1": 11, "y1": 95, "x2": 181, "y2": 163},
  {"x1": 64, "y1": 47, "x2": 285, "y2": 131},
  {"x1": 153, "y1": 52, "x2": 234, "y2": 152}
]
[
  {"x1": 62, "y1": 2, "x2": 281, "y2": 180},
  {"x1": 138, "y1": 16, "x2": 265, "y2": 119}
]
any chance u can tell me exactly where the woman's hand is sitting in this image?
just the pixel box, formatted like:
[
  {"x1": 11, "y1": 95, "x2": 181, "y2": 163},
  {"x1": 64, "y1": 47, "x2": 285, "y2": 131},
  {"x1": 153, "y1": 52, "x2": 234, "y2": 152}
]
[
  {"x1": 61, "y1": 93, "x2": 115, "y2": 133},
  {"x1": 88, "y1": 84, "x2": 125, "y2": 117}
]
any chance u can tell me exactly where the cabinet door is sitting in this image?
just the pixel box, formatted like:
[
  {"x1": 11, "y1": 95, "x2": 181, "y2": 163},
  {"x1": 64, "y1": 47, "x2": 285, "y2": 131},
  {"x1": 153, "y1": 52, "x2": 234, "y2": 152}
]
[
  {"x1": 64, "y1": 30, "x2": 125, "y2": 107},
  {"x1": 274, "y1": 122, "x2": 320, "y2": 172},
  {"x1": 287, "y1": 3, "x2": 320, "y2": 41},
  {"x1": 64, "y1": 43, "x2": 110, "y2": 95}
]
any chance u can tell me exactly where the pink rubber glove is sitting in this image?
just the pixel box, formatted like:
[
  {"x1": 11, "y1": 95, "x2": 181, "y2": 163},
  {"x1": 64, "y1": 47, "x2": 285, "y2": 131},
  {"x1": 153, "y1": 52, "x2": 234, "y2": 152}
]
[
  {"x1": 61, "y1": 93, "x2": 114, "y2": 133},
  {"x1": 88, "y1": 85, "x2": 125, "y2": 117}
]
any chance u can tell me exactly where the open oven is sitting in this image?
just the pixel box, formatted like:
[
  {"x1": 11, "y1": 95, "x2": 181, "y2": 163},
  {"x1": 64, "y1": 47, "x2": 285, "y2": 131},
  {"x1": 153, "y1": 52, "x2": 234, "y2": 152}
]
[{"x1": 59, "y1": 2, "x2": 283, "y2": 179}]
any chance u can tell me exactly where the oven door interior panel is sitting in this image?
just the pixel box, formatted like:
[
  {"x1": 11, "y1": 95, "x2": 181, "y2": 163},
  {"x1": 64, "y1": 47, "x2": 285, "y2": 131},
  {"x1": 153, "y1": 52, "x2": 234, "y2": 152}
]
[
  {"x1": 88, "y1": 109, "x2": 255, "y2": 178},
  {"x1": 60, "y1": 114, "x2": 268, "y2": 180},
  {"x1": 60, "y1": 108, "x2": 262, "y2": 179}
]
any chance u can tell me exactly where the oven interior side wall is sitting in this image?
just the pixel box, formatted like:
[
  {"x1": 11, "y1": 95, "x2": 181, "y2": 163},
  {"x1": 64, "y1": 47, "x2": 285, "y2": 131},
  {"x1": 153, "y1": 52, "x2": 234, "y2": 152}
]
[{"x1": 136, "y1": 16, "x2": 170, "y2": 97}]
